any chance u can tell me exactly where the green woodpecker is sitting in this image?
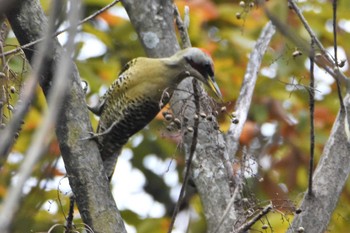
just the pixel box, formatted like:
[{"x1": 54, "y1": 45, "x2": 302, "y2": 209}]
[{"x1": 90, "y1": 47, "x2": 222, "y2": 180}]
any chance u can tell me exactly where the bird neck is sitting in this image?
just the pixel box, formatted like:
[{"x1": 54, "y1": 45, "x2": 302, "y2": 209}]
[
  {"x1": 162, "y1": 51, "x2": 187, "y2": 67},
  {"x1": 161, "y1": 56, "x2": 190, "y2": 83}
]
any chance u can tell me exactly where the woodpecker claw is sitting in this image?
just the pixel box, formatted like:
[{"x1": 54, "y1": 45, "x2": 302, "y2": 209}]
[{"x1": 80, "y1": 131, "x2": 99, "y2": 141}]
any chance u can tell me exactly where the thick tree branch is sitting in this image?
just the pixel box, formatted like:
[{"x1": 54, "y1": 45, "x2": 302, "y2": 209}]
[
  {"x1": 225, "y1": 22, "x2": 276, "y2": 160},
  {"x1": 260, "y1": 2, "x2": 350, "y2": 231},
  {"x1": 121, "y1": 0, "x2": 180, "y2": 58},
  {"x1": 121, "y1": 1, "x2": 237, "y2": 232},
  {"x1": 4, "y1": 1, "x2": 126, "y2": 232},
  {"x1": 0, "y1": 0, "x2": 80, "y2": 230},
  {"x1": 287, "y1": 94, "x2": 350, "y2": 232}
]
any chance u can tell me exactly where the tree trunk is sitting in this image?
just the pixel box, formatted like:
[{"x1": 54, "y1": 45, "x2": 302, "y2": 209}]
[
  {"x1": 5, "y1": 1, "x2": 126, "y2": 232},
  {"x1": 121, "y1": 0, "x2": 237, "y2": 232}
]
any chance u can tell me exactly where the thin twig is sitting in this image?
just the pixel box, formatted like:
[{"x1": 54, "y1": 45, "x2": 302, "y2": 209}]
[
  {"x1": 173, "y1": 4, "x2": 191, "y2": 49},
  {"x1": 332, "y1": 0, "x2": 345, "y2": 111},
  {"x1": 263, "y1": 2, "x2": 335, "y2": 78},
  {"x1": 57, "y1": 178, "x2": 68, "y2": 220},
  {"x1": 286, "y1": 0, "x2": 348, "y2": 84},
  {"x1": 288, "y1": 0, "x2": 326, "y2": 54},
  {"x1": 265, "y1": 0, "x2": 349, "y2": 113},
  {"x1": 308, "y1": 40, "x2": 315, "y2": 196},
  {"x1": 0, "y1": 0, "x2": 120, "y2": 58},
  {"x1": 167, "y1": 5, "x2": 193, "y2": 233},
  {"x1": 65, "y1": 195, "x2": 75, "y2": 233},
  {"x1": 0, "y1": 40, "x2": 6, "y2": 125},
  {"x1": 236, "y1": 203, "x2": 273, "y2": 233},
  {"x1": 332, "y1": 0, "x2": 338, "y2": 65},
  {"x1": 289, "y1": 0, "x2": 346, "y2": 99},
  {"x1": 167, "y1": 79, "x2": 200, "y2": 233},
  {"x1": 0, "y1": 0, "x2": 62, "y2": 158},
  {"x1": 213, "y1": 187, "x2": 239, "y2": 233}
]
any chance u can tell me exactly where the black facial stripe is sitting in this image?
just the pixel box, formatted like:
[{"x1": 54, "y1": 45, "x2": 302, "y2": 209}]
[
  {"x1": 205, "y1": 63, "x2": 214, "y2": 77},
  {"x1": 186, "y1": 58, "x2": 214, "y2": 79}
]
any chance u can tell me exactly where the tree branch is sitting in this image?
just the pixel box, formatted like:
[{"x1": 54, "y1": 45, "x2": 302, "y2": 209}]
[
  {"x1": 121, "y1": 1, "x2": 237, "y2": 232},
  {"x1": 0, "y1": 0, "x2": 120, "y2": 58},
  {"x1": 236, "y1": 203, "x2": 272, "y2": 233},
  {"x1": 308, "y1": 40, "x2": 315, "y2": 196},
  {"x1": 259, "y1": 2, "x2": 350, "y2": 231},
  {"x1": 225, "y1": 22, "x2": 276, "y2": 159},
  {"x1": 4, "y1": 0, "x2": 126, "y2": 232},
  {"x1": 264, "y1": 0, "x2": 349, "y2": 86},
  {"x1": 287, "y1": 94, "x2": 350, "y2": 232},
  {"x1": 167, "y1": 5, "x2": 194, "y2": 232},
  {"x1": 121, "y1": 0, "x2": 180, "y2": 58}
]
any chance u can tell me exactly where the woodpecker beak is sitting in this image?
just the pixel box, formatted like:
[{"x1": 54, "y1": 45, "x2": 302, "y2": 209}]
[{"x1": 207, "y1": 76, "x2": 222, "y2": 99}]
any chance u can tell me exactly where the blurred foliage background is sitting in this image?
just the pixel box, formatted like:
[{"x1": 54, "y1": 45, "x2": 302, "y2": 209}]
[{"x1": 1, "y1": 0, "x2": 350, "y2": 232}]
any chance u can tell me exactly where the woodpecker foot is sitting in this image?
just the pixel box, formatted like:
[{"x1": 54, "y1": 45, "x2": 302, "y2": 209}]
[
  {"x1": 80, "y1": 120, "x2": 118, "y2": 141},
  {"x1": 80, "y1": 132, "x2": 100, "y2": 141}
]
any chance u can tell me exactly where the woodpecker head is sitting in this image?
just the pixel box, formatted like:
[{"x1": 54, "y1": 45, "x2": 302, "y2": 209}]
[{"x1": 176, "y1": 48, "x2": 222, "y2": 98}]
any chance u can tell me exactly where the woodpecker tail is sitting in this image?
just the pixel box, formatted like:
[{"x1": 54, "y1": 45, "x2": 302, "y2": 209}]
[{"x1": 102, "y1": 149, "x2": 122, "y2": 181}]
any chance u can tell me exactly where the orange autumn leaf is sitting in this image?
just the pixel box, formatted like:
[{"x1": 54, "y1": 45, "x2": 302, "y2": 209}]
[
  {"x1": 48, "y1": 140, "x2": 61, "y2": 156},
  {"x1": 314, "y1": 106, "x2": 336, "y2": 128},
  {"x1": 51, "y1": 167, "x2": 65, "y2": 177},
  {"x1": 99, "y1": 69, "x2": 114, "y2": 82},
  {"x1": 176, "y1": 0, "x2": 219, "y2": 21},
  {"x1": 0, "y1": 185, "x2": 7, "y2": 197},
  {"x1": 98, "y1": 12, "x2": 124, "y2": 26},
  {"x1": 239, "y1": 120, "x2": 258, "y2": 145}
]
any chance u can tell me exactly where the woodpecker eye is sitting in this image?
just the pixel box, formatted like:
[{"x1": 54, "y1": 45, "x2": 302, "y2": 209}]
[{"x1": 204, "y1": 62, "x2": 214, "y2": 77}]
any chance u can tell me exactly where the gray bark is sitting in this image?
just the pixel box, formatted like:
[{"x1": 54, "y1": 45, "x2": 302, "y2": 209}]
[
  {"x1": 121, "y1": 1, "x2": 237, "y2": 232},
  {"x1": 226, "y1": 22, "x2": 276, "y2": 161},
  {"x1": 5, "y1": 1, "x2": 126, "y2": 232},
  {"x1": 121, "y1": 0, "x2": 180, "y2": 58},
  {"x1": 121, "y1": 1, "x2": 278, "y2": 232},
  {"x1": 264, "y1": 1, "x2": 350, "y2": 231},
  {"x1": 287, "y1": 94, "x2": 350, "y2": 233}
]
